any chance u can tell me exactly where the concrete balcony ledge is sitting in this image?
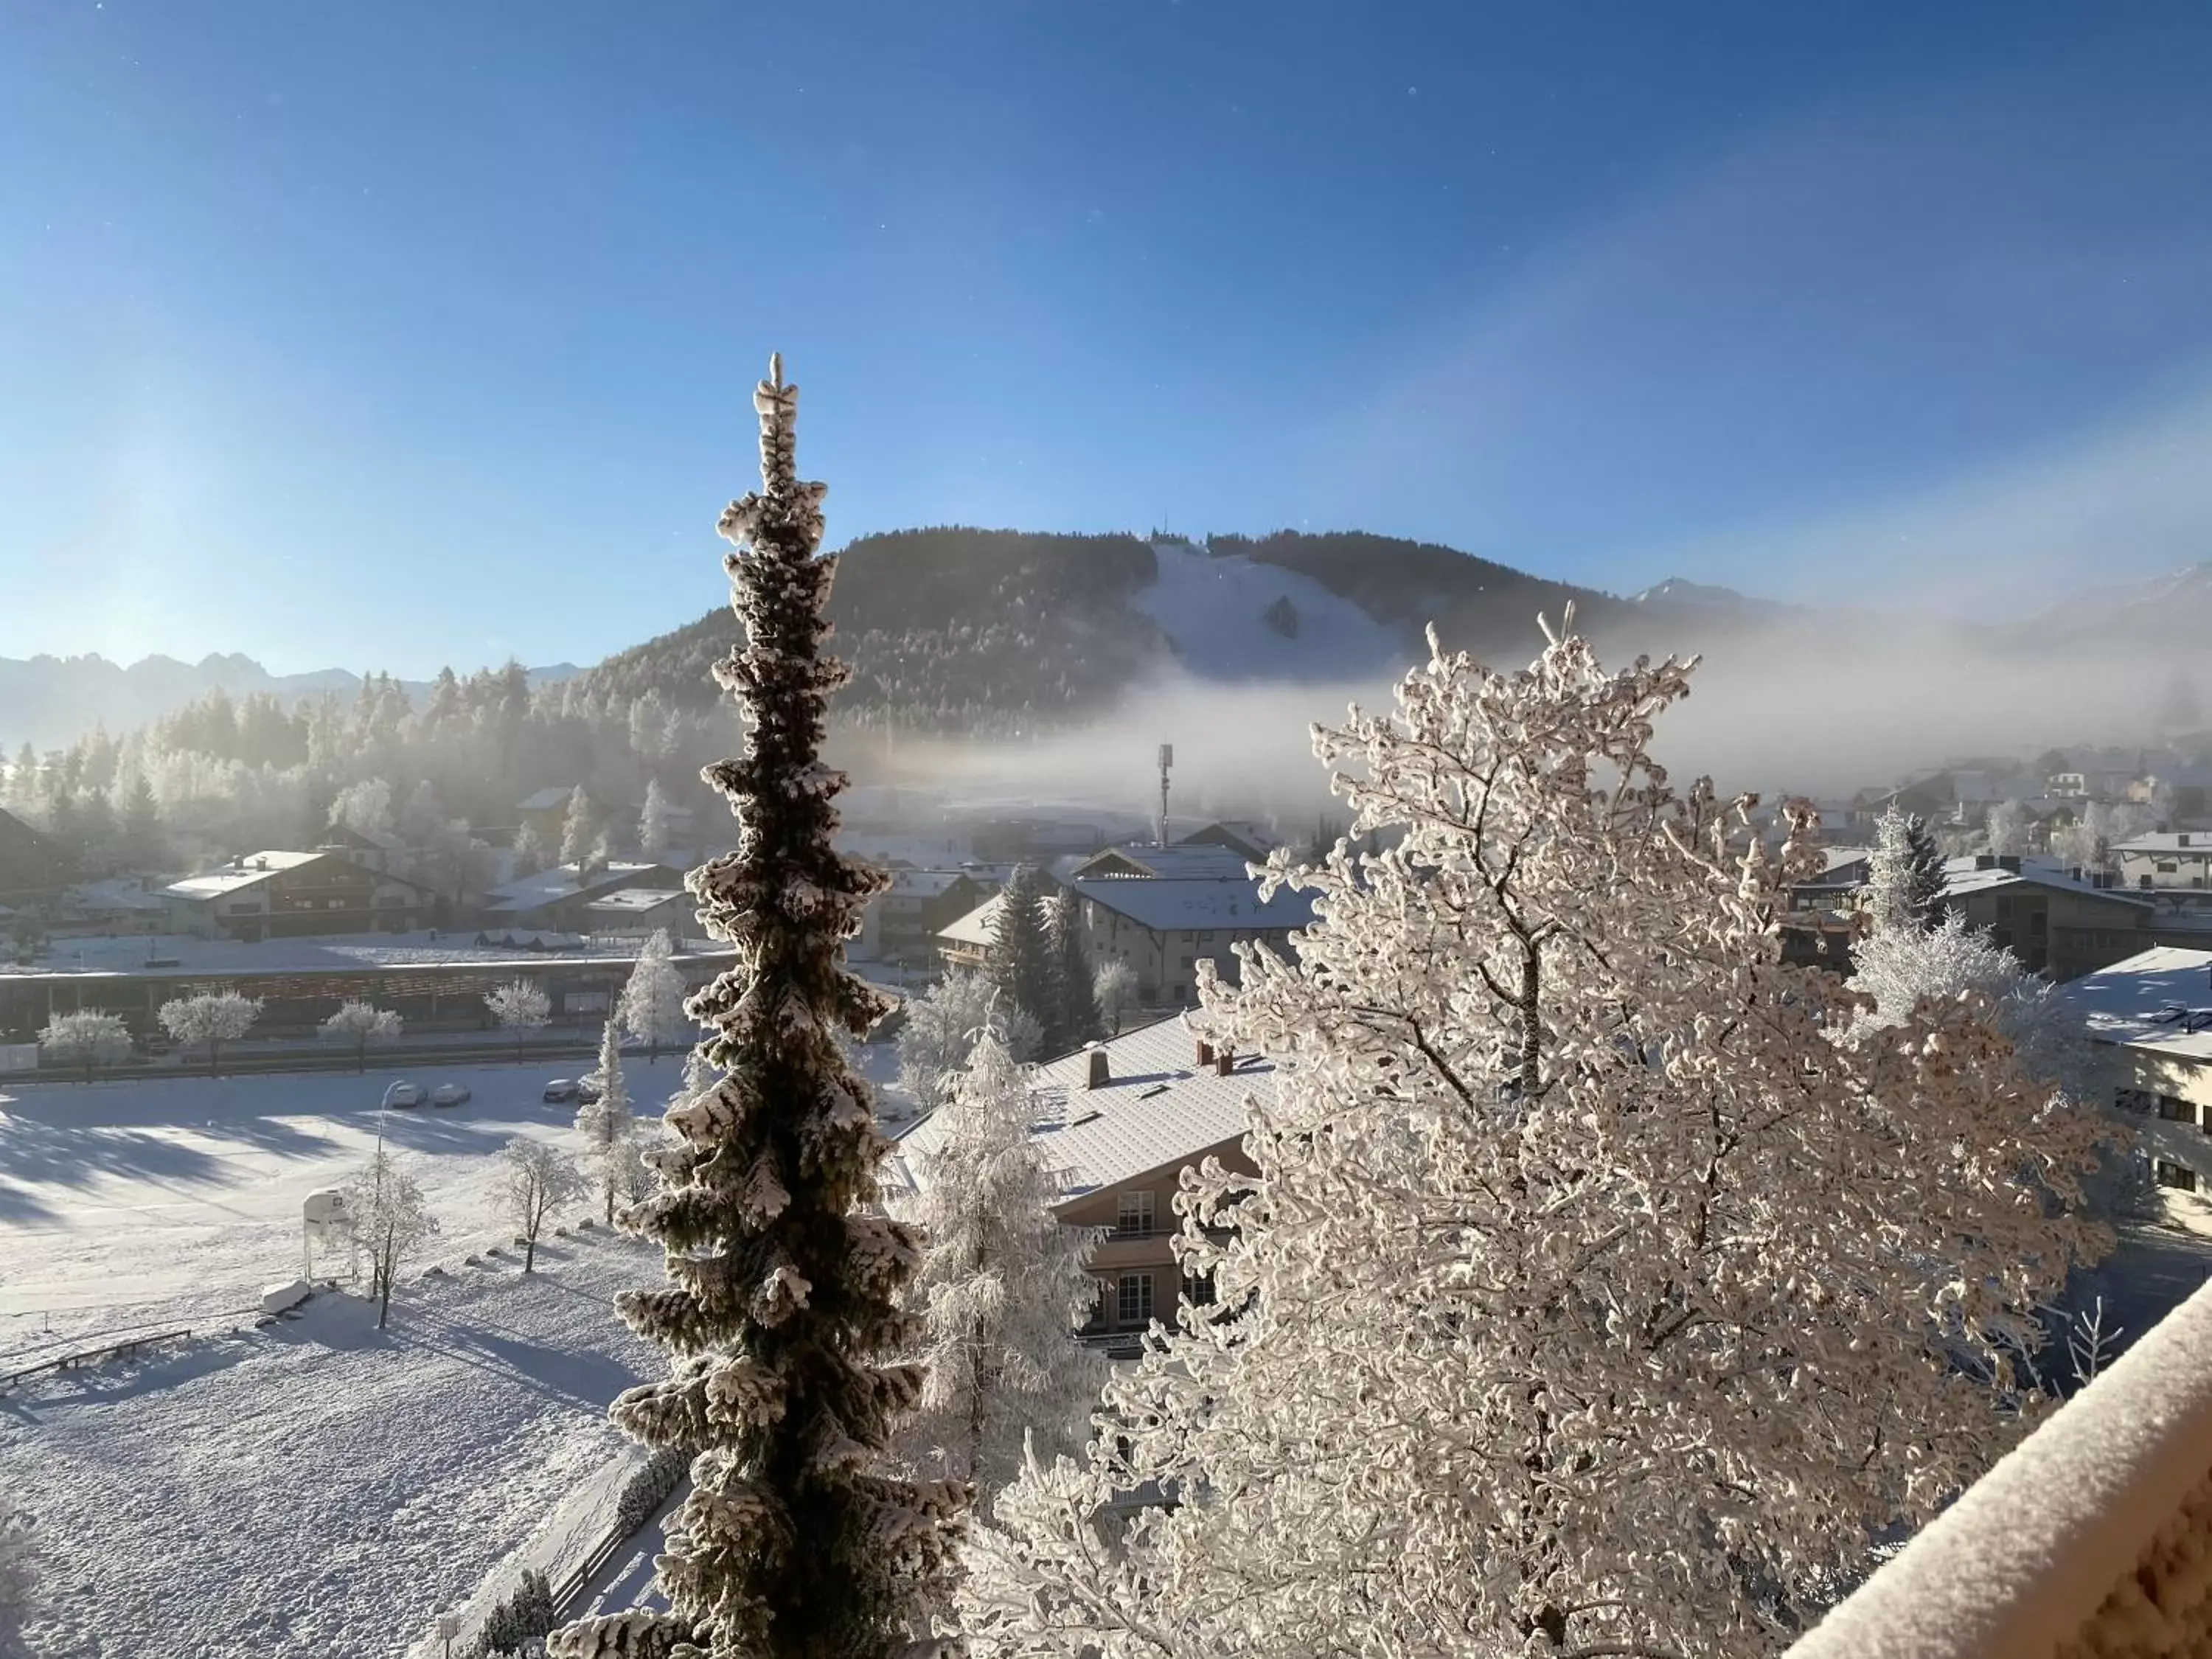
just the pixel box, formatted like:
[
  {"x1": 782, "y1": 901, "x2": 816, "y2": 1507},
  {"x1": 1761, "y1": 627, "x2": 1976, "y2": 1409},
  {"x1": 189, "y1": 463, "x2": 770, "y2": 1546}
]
[{"x1": 1790, "y1": 1278, "x2": 2212, "y2": 1657}]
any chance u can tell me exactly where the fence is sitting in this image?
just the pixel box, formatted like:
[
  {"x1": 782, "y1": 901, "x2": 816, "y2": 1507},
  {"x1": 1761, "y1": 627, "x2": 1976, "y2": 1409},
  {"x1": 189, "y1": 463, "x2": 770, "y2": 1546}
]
[{"x1": 1, "y1": 1327, "x2": 194, "y2": 1391}]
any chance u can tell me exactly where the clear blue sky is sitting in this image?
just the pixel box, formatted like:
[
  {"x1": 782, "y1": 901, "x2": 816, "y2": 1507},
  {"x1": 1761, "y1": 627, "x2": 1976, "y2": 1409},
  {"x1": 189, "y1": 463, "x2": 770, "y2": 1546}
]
[{"x1": 6, "y1": 1, "x2": 2212, "y2": 677}]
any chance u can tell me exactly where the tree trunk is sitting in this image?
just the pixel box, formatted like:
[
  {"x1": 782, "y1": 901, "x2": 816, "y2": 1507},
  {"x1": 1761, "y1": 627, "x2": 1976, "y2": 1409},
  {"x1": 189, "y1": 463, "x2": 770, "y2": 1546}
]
[
  {"x1": 378, "y1": 1237, "x2": 394, "y2": 1327},
  {"x1": 524, "y1": 1227, "x2": 537, "y2": 1273}
]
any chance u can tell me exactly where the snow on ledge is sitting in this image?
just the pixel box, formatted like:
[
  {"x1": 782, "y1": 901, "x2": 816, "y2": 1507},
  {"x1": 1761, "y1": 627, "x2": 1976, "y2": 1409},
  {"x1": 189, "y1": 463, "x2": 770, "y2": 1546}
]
[{"x1": 1790, "y1": 1276, "x2": 2212, "y2": 1656}]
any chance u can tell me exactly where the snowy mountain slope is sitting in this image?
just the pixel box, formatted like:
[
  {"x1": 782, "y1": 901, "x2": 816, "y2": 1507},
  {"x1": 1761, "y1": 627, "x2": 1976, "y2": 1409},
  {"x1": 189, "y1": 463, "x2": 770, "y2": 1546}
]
[
  {"x1": 1, "y1": 1242, "x2": 658, "y2": 1659},
  {"x1": 1129, "y1": 539, "x2": 1413, "y2": 682}
]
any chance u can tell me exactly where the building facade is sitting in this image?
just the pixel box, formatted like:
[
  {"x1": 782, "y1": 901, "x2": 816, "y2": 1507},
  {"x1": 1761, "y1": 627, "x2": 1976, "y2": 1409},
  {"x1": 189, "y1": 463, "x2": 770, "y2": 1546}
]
[
  {"x1": 163, "y1": 852, "x2": 438, "y2": 941},
  {"x1": 2060, "y1": 946, "x2": 2212, "y2": 1194}
]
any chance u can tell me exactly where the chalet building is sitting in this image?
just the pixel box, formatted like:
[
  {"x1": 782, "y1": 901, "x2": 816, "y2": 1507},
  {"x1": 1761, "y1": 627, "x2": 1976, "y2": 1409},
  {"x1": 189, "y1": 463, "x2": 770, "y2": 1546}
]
[
  {"x1": 479, "y1": 860, "x2": 688, "y2": 932},
  {"x1": 935, "y1": 841, "x2": 1318, "y2": 1008},
  {"x1": 1938, "y1": 855, "x2": 2157, "y2": 981},
  {"x1": 2115, "y1": 832, "x2": 2212, "y2": 894},
  {"x1": 578, "y1": 886, "x2": 695, "y2": 937},
  {"x1": 856, "y1": 869, "x2": 984, "y2": 965},
  {"x1": 2060, "y1": 946, "x2": 2212, "y2": 1194},
  {"x1": 0, "y1": 807, "x2": 66, "y2": 905},
  {"x1": 162, "y1": 852, "x2": 439, "y2": 941},
  {"x1": 1175, "y1": 820, "x2": 1276, "y2": 862},
  {"x1": 888, "y1": 1015, "x2": 1264, "y2": 1357}
]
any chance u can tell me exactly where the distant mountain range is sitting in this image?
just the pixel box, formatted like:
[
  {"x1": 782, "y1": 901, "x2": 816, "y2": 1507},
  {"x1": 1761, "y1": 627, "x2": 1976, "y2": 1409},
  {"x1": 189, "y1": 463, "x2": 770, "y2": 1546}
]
[
  {"x1": 10, "y1": 533, "x2": 2209, "y2": 755},
  {"x1": 0, "y1": 653, "x2": 580, "y2": 752}
]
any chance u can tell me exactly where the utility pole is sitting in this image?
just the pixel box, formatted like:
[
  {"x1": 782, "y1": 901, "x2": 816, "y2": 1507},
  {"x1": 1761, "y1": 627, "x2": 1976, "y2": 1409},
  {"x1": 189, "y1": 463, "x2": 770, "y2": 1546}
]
[{"x1": 1158, "y1": 744, "x2": 1174, "y2": 848}]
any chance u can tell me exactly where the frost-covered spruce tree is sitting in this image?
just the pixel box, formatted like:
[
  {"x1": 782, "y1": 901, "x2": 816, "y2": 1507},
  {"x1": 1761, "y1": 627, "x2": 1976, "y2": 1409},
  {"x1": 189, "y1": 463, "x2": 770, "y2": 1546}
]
[
  {"x1": 1864, "y1": 804, "x2": 1947, "y2": 937},
  {"x1": 1044, "y1": 891, "x2": 1102, "y2": 1052},
  {"x1": 560, "y1": 785, "x2": 598, "y2": 869},
  {"x1": 989, "y1": 865, "x2": 1057, "y2": 1047},
  {"x1": 896, "y1": 1029, "x2": 1103, "y2": 1503},
  {"x1": 552, "y1": 357, "x2": 961, "y2": 1659},
  {"x1": 959, "y1": 619, "x2": 2112, "y2": 1659},
  {"x1": 579, "y1": 1019, "x2": 640, "y2": 1224},
  {"x1": 620, "y1": 928, "x2": 692, "y2": 1063}
]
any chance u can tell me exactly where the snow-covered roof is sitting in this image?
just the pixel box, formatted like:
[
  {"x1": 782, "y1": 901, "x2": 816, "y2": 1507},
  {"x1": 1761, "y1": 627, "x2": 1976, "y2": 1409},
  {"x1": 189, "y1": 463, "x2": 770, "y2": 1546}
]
[
  {"x1": 1073, "y1": 874, "x2": 1317, "y2": 933},
  {"x1": 891, "y1": 1015, "x2": 1267, "y2": 1203},
  {"x1": 1940, "y1": 856, "x2": 2153, "y2": 908},
  {"x1": 1820, "y1": 846, "x2": 1874, "y2": 874},
  {"x1": 0, "y1": 928, "x2": 733, "y2": 983},
  {"x1": 516, "y1": 787, "x2": 579, "y2": 812},
  {"x1": 2059, "y1": 947, "x2": 2212, "y2": 1064},
  {"x1": 2115, "y1": 834, "x2": 2212, "y2": 854},
  {"x1": 65, "y1": 878, "x2": 172, "y2": 914},
  {"x1": 884, "y1": 869, "x2": 970, "y2": 899},
  {"x1": 1074, "y1": 844, "x2": 1257, "y2": 880},
  {"x1": 582, "y1": 887, "x2": 691, "y2": 915},
  {"x1": 482, "y1": 860, "x2": 675, "y2": 913},
  {"x1": 162, "y1": 851, "x2": 326, "y2": 902},
  {"x1": 939, "y1": 896, "x2": 1001, "y2": 948}
]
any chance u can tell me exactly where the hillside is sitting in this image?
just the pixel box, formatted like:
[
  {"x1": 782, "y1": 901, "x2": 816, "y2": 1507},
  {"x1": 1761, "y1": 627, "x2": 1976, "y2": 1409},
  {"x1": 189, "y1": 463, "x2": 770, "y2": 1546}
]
[{"x1": 0, "y1": 653, "x2": 580, "y2": 753}]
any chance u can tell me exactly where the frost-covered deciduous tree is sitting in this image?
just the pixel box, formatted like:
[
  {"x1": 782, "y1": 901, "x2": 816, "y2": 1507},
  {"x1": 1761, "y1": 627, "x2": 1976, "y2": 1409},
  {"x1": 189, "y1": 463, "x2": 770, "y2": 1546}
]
[
  {"x1": 897, "y1": 1031, "x2": 1103, "y2": 1507},
  {"x1": 321, "y1": 1000, "x2": 403, "y2": 1073},
  {"x1": 512, "y1": 819, "x2": 549, "y2": 879},
  {"x1": 960, "y1": 619, "x2": 2112, "y2": 1659},
  {"x1": 1044, "y1": 890, "x2": 1102, "y2": 1055},
  {"x1": 330, "y1": 776, "x2": 395, "y2": 837},
  {"x1": 484, "y1": 978, "x2": 552, "y2": 1063},
  {"x1": 498, "y1": 1135, "x2": 585, "y2": 1273},
  {"x1": 347, "y1": 1143, "x2": 437, "y2": 1329},
  {"x1": 618, "y1": 928, "x2": 691, "y2": 1063},
  {"x1": 0, "y1": 1501, "x2": 41, "y2": 1659},
  {"x1": 639, "y1": 776, "x2": 673, "y2": 863},
  {"x1": 552, "y1": 358, "x2": 961, "y2": 1659},
  {"x1": 38, "y1": 1008, "x2": 133, "y2": 1083},
  {"x1": 578, "y1": 1019, "x2": 640, "y2": 1224},
  {"x1": 989, "y1": 865, "x2": 1057, "y2": 1042},
  {"x1": 897, "y1": 970, "x2": 1007, "y2": 1116},
  {"x1": 1986, "y1": 797, "x2": 2034, "y2": 855},
  {"x1": 1865, "y1": 804, "x2": 1947, "y2": 936},
  {"x1": 1851, "y1": 910, "x2": 2110, "y2": 1113},
  {"x1": 1091, "y1": 959, "x2": 1135, "y2": 1036},
  {"x1": 559, "y1": 785, "x2": 597, "y2": 869},
  {"x1": 157, "y1": 991, "x2": 262, "y2": 1077}
]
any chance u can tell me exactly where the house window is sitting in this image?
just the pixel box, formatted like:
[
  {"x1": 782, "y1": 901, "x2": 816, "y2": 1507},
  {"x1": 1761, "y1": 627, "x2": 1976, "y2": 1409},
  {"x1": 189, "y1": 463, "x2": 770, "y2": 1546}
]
[
  {"x1": 1117, "y1": 1272, "x2": 1154, "y2": 1326},
  {"x1": 2156, "y1": 1160, "x2": 2199, "y2": 1192},
  {"x1": 2160, "y1": 1095, "x2": 2195, "y2": 1123},
  {"x1": 1182, "y1": 1269, "x2": 1217, "y2": 1307},
  {"x1": 1197, "y1": 931, "x2": 1215, "y2": 943},
  {"x1": 1116, "y1": 1191, "x2": 1155, "y2": 1238},
  {"x1": 2027, "y1": 911, "x2": 2047, "y2": 937},
  {"x1": 2157, "y1": 861, "x2": 2179, "y2": 874}
]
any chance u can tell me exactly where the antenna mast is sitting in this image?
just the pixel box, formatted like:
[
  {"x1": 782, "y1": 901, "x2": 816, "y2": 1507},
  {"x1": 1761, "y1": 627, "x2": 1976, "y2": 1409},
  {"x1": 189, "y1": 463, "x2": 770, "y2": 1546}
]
[{"x1": 1158, "y1": 744, "x2": 1174, "y2": 847}]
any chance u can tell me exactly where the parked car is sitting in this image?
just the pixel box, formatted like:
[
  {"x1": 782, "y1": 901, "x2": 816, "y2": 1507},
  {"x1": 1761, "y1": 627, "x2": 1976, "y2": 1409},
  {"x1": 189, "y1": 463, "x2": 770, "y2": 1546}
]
[
  {"x1": 543, "y1": 1078, "x2": 579, "y2": 1102},
  {"x1": 578, "y1": 1078, "x2": 602, "y2": 1105},
  {"x1": 383, "y1": 1080, "x2": 427, "y2": 1109},
  {"x1": 430, "y1": 1083, "x2": 471, "y2": 1108}
]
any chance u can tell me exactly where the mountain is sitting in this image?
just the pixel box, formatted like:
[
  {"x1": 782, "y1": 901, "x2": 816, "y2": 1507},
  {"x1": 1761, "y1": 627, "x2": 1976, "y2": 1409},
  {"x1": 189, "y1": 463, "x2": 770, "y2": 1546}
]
[{"x1": 0, "y1": 653, "x2": 581, "y2": 752}]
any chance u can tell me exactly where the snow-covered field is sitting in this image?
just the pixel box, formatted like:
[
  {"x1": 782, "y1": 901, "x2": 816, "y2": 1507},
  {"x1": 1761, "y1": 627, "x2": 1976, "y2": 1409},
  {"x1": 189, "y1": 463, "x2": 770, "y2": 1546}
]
[
  {"x1": 1133, "y1": 538, "x2": 1411, "y2": 682},
  {"x1": 0, "y1": 1046, "x2": 908, "y2": 1654}
]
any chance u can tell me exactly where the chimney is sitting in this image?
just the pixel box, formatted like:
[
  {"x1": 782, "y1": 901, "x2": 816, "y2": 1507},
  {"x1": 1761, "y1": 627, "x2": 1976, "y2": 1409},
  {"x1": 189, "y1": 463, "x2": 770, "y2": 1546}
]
[
  {"x1": 1085, "y1": 1046, "x2": 1110, "y2": 1090},
  {"x1": 1214, "y1": 1047, "x2": 1235, "y2": 1077},
  {"x1": 1195, "y1": 1038, "x2": 1214, "y2": 1067}
]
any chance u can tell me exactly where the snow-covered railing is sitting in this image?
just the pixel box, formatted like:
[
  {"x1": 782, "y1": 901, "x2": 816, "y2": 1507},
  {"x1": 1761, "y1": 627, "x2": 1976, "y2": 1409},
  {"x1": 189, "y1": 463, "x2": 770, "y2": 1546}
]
[
  {"x1": 1, "y1": 1327, "x2": 193, "y2": 1391},
  {"x1": 1788, "y1": 1276, "x2": 2212, "y2": 1656}
]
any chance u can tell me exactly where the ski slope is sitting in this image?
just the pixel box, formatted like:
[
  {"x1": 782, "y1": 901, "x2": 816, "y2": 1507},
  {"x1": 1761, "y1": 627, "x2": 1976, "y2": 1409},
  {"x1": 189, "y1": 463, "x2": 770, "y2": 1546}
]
[{"x1": 1132, "y1": 538, "x2": 1410, "y2": 682}]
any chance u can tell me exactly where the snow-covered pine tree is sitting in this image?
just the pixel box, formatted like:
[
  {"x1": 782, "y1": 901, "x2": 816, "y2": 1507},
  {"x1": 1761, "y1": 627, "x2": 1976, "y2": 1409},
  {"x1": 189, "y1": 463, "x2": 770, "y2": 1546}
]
[
  {"x1": 897, "y1": 1029, "x2": 1103, "y2": 1506},
  {"x1": 895, "y1": 970, "x2": 1003, "y2": 1117},
  {"x1": 1044, "y1": 890, "x2": 1102, "y2": 1052},
  {"x1": 560, "y1": 786, "x2": 597, "y2": 870},
  {"x1": 1865, "y1": 804, "x2": 1948, "y2": 937},
  {"x1": 551, "y1": 356, "x2": 961, "y2": 1659},
  {"x1": 579, "y1": 1019, "x2": 640, "y2": 1224},
  {"x1": 619, "y1": 928, "x2": 692, "y2": 1063},
  {"x1": 989, "y1": 864, "x2": 1057, "y2": 1048},
  {"x1": 640, "y1": 776, "x2": 674, "y2": 863},
  {"x1": 959, "y1": 619, "x2": 2113, "y2": 1659}
]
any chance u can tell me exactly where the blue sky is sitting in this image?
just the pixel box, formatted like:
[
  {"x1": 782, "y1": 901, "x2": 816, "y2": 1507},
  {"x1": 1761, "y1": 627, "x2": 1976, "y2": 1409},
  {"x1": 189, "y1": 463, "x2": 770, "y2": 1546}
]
[{"x1": 5, "y1": 1, "x2": 2212, "y2": 676}]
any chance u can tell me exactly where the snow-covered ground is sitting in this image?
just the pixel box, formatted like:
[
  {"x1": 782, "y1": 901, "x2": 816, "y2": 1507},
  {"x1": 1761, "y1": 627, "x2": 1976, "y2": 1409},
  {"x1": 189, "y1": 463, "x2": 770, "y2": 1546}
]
[
  {"x1": 1132, "y1": 538, "x2": 1411, "y2": 682},
  {"x1": 4, "y1": 1238, "x2": 660, "y2": 1658}
]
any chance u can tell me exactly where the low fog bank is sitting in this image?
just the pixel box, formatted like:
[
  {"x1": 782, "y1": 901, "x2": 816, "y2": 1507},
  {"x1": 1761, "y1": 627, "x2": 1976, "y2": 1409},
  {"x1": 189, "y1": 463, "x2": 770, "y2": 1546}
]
[{"x1": 852, "y1": 614, "x2": 2203, "y2": 835}]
